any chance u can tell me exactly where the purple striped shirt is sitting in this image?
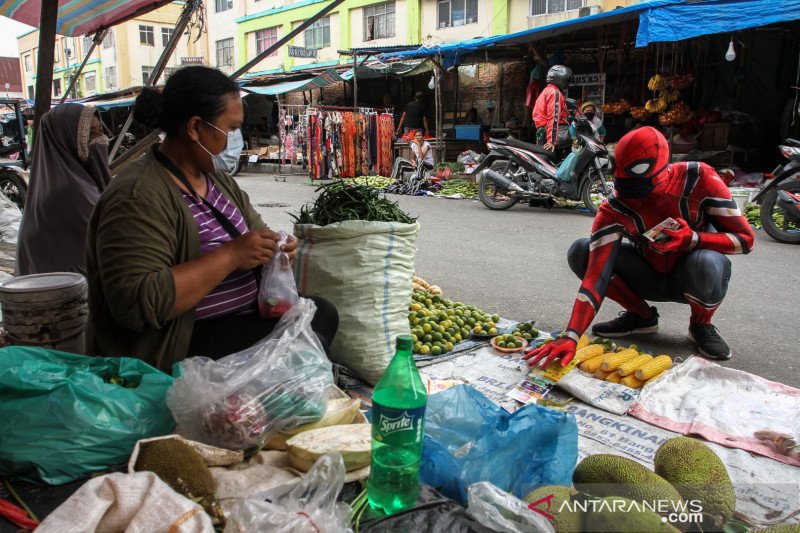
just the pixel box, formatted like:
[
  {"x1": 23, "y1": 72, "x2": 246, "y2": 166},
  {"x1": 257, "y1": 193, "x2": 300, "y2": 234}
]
[{"x1": 182, "y1": 180, "x2": 258, "y2": 320}]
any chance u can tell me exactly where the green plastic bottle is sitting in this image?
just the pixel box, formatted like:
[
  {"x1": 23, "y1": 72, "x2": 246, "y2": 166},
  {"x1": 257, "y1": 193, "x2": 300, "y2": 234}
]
[{"x1": 367, "y1": 334, "x2": 427, "y2": 515}]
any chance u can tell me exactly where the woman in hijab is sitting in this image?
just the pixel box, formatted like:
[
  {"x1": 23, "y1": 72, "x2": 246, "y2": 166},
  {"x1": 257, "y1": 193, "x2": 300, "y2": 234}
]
[{"x1": 15, "y1": 103, "x2": 112, "y2": 276}]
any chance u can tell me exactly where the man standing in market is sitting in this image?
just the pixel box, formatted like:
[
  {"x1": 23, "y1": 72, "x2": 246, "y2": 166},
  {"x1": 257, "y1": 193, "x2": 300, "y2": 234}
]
[
  {"x1": 525, "y1": 126, "x2": 754, "y2": 366},
  {"x1": 532, "y1": 65, "x2": 572, "y2": 153},
  {"x1": 395, "y1": 92, "x2": 429, "y2": 136}
]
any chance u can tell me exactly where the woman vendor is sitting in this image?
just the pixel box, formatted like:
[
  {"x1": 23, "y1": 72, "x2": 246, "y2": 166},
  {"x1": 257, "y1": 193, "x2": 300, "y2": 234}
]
[{"x1": 85, "y1": 66, "x2": 337, "y2": 371}]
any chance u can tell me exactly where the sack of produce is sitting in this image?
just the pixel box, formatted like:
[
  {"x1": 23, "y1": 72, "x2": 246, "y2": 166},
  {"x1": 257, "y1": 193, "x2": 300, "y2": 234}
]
[
  {"x1": 167, "y1": 298, "x2": 333, "y2": 452},
  {"x1": 420, "y1": 385, "x2": 578, "y2": 505},
  {"x1": 293, "y1": 181, "x2": 419, "y2": 385},
  {"x1": 225, "y1": 453, "x2": 352, "y2": 533},
  {"x1": 258, "y1": 230, "x2": 300, "y2": 319},
  {"x1": 0, "y1": 347, "x2": 175, "y2": 484}
]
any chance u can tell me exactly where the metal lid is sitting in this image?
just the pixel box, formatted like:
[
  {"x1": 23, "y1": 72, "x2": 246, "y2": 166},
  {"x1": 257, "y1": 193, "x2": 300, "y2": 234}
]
[{"x1": 0, "y1": 272, "x2": 86, "y2": 293}]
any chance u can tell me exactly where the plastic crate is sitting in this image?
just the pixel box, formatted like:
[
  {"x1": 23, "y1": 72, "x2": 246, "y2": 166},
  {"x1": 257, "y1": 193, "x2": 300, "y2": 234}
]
[{"x1": 454, "y1": 125, "x2": 482, "y2": 141}]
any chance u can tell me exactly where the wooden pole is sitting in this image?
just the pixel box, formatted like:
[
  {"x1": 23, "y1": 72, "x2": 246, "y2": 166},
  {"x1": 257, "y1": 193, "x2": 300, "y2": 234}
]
[{"x1": 33, "y1": 0, "x2": 59, "y2": 137}]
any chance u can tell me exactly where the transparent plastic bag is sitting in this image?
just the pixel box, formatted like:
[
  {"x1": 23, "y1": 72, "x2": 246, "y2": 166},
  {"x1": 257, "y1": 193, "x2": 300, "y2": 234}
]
[
  {"x1": 224, "y1": 453, "x2": 352, "y2": 533},
  {"x1": 167, "y1": 298, "x2": 334, "y2": 451},
  {"x1": 467, "y1": 482, "x2": 555, "y2": 533},
  {"x1": 258, "y1": 230, "x2": 300, "y2": 319}
]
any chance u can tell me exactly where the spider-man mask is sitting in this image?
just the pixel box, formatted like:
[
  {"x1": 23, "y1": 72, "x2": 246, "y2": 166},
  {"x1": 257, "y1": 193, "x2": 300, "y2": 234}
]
[{"x1": 612, "y1": 126, "x2": 670, "y2": 198}]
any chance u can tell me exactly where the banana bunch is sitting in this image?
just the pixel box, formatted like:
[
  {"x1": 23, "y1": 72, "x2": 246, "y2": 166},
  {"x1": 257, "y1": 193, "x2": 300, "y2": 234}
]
[
  {"x1": 647, "y1": 74, "x2": 670, "y2": 92},
  {"x1": 645, "y1": 98, "x2": 668, "y2": 114},
  {"x1": 663, "y1": 90, "x2": 681, "y2": 104},
  {"x1": 630, "y1": 107, "x2": 650, "y2": 120}
]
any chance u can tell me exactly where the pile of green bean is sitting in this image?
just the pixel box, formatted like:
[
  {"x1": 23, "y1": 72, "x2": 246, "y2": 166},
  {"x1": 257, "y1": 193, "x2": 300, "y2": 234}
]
[{"x1": 292, "y1": 180, "x2": 417, "y2": 226}]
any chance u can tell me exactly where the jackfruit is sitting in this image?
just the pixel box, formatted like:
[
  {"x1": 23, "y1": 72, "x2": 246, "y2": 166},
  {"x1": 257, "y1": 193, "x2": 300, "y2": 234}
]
[
  {"x1": 751, "y1": 525, "x2": 800, "y2": 533},
  {"x1": 573, "y1": 454, "x2": 684, "y2": 518},
  {"x1": 654, "y1": 436, "x2": 736, "y2": 529},
  {"x1": 584, "y1": 496, "x2": 681, "y2": 533},
  {"x1": 524, "y1": 485, "x2": 582, "y2": 533},
  {"x1": 134, "y1": 438, "x2": 218, "y2": 512}
]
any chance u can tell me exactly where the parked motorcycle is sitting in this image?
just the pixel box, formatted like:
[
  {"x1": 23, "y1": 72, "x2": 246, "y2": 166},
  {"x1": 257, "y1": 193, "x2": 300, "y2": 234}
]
[
  {"x1": 752, "y1": 138, "x2": 800, "y2": 244},
  {"x1": 474, "y1": 115, "x2": 612, "y2": 214}
]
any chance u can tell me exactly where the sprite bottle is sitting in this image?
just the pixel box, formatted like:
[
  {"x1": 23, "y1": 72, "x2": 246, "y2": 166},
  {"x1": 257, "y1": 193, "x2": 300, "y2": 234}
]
[{"x1": 367, "y1": 334, "x2": 427, "y2": 515}]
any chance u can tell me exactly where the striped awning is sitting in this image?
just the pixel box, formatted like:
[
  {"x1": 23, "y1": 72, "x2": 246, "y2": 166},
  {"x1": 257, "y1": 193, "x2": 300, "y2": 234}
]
[
  {"x1": 1, "y1": 0, "x2": 173, "y2": 37},
  {"x1": 242, "y1": 69, "x2": 344, "y2": 96}
]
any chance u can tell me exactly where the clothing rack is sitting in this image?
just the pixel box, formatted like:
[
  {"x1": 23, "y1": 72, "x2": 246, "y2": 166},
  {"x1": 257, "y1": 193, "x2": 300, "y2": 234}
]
[{"x1": 276, "y1": 103, "x2": 312, "y2": 181}]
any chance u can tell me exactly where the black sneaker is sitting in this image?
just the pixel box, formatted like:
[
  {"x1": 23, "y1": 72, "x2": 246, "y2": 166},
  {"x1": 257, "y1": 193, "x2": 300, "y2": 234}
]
[
  {"x1": 591, "y1": 307, "x2": 659, "y2": 337},
  {"x1": 688, "y1": 323, "x2": 732, "y2": 361}
]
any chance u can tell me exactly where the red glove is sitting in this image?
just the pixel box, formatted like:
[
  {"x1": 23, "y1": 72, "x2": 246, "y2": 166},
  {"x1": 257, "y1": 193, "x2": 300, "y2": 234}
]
[
  {"x1": 523, "y1": 337, "x2": 577, "y2": 368},
  {"x1": 649, "y1": 217, "x2": 696, "y2": 253}
]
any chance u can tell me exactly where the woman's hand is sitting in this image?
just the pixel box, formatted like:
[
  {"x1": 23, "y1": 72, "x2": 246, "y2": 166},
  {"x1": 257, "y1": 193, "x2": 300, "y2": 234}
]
[
  {"x1": 227, "y1": 229, "x2": 279, "y2": 270},
  {"x1": 281, "y1": 234, "x2": 298, "y2": 263}
]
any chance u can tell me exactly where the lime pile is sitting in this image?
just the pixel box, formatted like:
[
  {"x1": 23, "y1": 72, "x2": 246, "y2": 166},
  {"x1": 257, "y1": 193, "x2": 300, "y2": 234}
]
[
  {"x1": 495, "y1": 334, "x2": 524, "y2": 349},
  {"x1": 409, "y1": 290, "x2": 498, "y2": 356},
  {"x1": 510, "y1": 321, "x2": 539, "y2": 340}
]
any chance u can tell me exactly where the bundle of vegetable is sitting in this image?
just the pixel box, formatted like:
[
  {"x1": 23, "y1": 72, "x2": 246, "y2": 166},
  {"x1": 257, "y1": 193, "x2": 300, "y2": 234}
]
[
  {"x1": 292, "y1": 180, "x2": 416, "y2": 226},
  {"x1": 340, "y1": 176, "x2": 395, "y2": 189},
  {"x1": 434, "y1": 178, "x2": 479, "y2": 199}
]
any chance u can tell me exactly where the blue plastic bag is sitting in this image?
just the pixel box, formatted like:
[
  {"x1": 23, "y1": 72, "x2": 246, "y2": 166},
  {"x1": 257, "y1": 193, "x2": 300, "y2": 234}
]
[
  {"x1": 555, "y1": 150, "x2": 579, "y2": 182},
  {"x1": 420, "y1": 385, "x2": 578, "y2": 505},
  {"x1": 0, "y1": 347, "x2": 175, "y2": 484}
]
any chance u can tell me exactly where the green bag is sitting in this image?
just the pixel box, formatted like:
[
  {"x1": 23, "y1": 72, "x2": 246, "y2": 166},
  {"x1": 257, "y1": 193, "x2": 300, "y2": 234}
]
[{"x1": 0, "y1": 347, "x2": 175, "y2": 484}]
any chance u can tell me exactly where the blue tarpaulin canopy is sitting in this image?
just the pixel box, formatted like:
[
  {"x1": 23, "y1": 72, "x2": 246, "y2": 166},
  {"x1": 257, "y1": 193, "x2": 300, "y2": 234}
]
[
  {"x1": 242, "y1": 69, "x2": 344, "y2": 96},
  {"x1": 379, "y1": 0, "x2": 800, "y2": 66}
]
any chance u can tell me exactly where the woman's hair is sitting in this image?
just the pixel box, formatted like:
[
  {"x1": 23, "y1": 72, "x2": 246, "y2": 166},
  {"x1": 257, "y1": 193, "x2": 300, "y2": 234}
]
[{"x1": 133, "y1": 66, "x2": 239, "y2": 135}]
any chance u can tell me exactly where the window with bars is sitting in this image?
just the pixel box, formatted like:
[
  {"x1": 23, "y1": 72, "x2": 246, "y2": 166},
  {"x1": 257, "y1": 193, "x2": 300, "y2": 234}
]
[
  {"x1": 142, "y1": 66, "x2": 155, "y2": 86},
  {"x1": 139, "y1": 25, "x2": 155, "y2": 46},
  {"x1": 215, "y1": 0, "x2": 232, "y2": 12},
  {"x1": 24, "y1": 54, "x2": 32, "y2": 72},
  {"x1": 530, "y1": 0, "x2": 583, "y2": 16},
  {"x1": 84, "y1": 72, "x2": 96, "y2": 94},
  {"x1": 437, "y1": 0, "x2": 478, "y2": 28},
  {"x1": 165, "y1": 67, "x2": 178, "y2": 78},
  {"x1": 82, "y1": 36, "x2": 92, "y2": 54},
  {"x1": 52, "y1": 79, "x2": 61, "y2": 97},
  {"x1": 102, "y1": 29, "x2": 114, "y2": 49},
  {"x1": 161, "y1": 27, "x2": 175, "y2": 47},
  {"x1": 364, "y1": 2, "x2": 395, "y2": 41},
  {"x1": 216, "y1": 38, "x2": 234, "y2": 67},
  {"x1": 105, "y1": 66, "x2": 117, "y2": 89},
  {"x1": 256, "y1": 27, "x2": 278, "y2": 56},
  {"x1": 304, "y1": 17, "x2": 330, "y2": 49}
]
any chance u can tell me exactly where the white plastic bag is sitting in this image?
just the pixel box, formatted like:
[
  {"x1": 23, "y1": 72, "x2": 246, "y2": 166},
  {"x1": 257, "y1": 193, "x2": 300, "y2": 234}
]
[
  {"x1": 224, "y1": 453, "x2": 352, "y2": 533},
  {"x1": 258, "y1": 230, "x2": 300, "y2": 319},
  {"x1": 467, "y1": 482, "x2": 555, "y2": 533},
  {"x1": 294, "y1": 221, "x2": 418, "y2": 385},
  {"x1": 167, "y1": 298, "x2": 334, "y2": 451},
  {"x1": 0, "y1": 189, "x2": 22, "y2": 243}
]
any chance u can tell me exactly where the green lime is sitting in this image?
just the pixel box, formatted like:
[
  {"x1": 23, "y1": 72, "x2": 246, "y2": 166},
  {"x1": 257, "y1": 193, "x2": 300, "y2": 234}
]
[
  {"x1": 491, "y1": 314, "x2": 500, "y2": 322},
  {"x1": 432, "y1": 332, "x2": 443, "y2": 342},
  {"x1": 423, "y1": 334, "x2": 433, "y2": 343},
  {"x1": 497, "y1": 341, "x2": 507, "y2": 348},
  {"x1": 419, "y1": 345, "x2": 430, "y2": 355},
  {"x1": 514, "y1": 341, "x2": 523, "y2": 348},
  {"x1": 522, "y1": 333, "x2": 532, "y2": 340},
  {"x1": 431, "y1": 346, "x2": 442, "y2": 355}
]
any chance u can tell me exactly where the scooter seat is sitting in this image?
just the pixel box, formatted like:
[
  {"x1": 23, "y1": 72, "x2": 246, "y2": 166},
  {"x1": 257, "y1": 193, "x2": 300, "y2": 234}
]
[{"x1": 490, "y1": 138, "x2": 555, "y2": 159}]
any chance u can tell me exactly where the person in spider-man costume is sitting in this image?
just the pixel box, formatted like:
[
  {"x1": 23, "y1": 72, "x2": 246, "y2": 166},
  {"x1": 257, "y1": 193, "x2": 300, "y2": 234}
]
[{"x1": 525, "y1": 126, "x2": 754, "y2": 367}]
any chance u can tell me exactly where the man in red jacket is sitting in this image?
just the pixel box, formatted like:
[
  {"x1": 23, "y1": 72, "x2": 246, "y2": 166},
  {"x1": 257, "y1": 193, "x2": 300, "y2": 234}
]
[
  {"x1": 525, "y1": 127, "x2": 755, "y2": 367},
  {"x1": 532, "y1": 65, "x2": 571, "y2": 152}
]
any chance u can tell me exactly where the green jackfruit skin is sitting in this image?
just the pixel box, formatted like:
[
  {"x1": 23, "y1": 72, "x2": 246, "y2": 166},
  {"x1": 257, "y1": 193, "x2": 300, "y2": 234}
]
[
  {"x1": 654, "y1": 437, "x2": 736, "y2": 529},
  {"x1": 134, "y1": 439, "x2": 217, "y2": 503},
  {"x1": 573, "y1": 454, "x2": 684, "y2": 517},
  {"x1": 752, "y1": 524, "x2": 800, "y2": 533},
  {"x1": 524, "y1": 485, "x2": 582, "y2": 533},
  {"x1": 585, "y1": 496, "x2": 681, "y2": 533}
]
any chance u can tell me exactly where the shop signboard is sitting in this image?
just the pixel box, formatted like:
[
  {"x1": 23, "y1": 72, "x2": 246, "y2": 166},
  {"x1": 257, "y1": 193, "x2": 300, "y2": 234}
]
[
  {"x1": 181, "y1": 57, "x2": 204, "y2": 65},
  {"x1": 571, "y1": 72, "x2": 606, "y2": 105},
  {"x1": 288, "y1": 46, "x2": 318, "y2": 59}
]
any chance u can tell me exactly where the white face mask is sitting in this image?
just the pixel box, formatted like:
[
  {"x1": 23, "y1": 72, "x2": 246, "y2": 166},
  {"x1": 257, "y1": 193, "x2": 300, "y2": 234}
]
[{"x1": 197, "y1": 121, "x2": 244, "y2": 174}]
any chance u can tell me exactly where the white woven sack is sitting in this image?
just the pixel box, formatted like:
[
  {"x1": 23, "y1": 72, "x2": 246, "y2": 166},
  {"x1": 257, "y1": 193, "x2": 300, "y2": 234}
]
[{"x1": 294, "y1": 220, "x2": 418, "y2": 385}]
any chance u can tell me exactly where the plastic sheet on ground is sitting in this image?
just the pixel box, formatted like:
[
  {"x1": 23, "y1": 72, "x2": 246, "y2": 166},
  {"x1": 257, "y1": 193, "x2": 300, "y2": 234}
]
[
  {"x1": 629, "y1": 356, "x2": 800, "y2": 466},
  {"x1": 570, "y1": 401, "x2": 800, "y2": 526},
  {"x1": 555, "y1": 368, "x2": 640, "y2": 415},
  {"x1": 466, "y1": 481, "x2": 555, "y2": 533},
  {"x1": 0, "y1": 190, "x2": 21, "y2": 244}
]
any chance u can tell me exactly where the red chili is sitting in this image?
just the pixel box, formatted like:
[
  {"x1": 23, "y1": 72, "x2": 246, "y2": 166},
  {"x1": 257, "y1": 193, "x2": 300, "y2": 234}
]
[{"x1": 0, "y1": 498, "x2": 39, "y2": 530}]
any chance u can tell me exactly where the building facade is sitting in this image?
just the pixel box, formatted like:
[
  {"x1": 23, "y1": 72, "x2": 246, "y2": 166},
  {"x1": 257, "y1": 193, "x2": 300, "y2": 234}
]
[{"x1": 17, "y1": 3, "x2": 209, "y2": 100}]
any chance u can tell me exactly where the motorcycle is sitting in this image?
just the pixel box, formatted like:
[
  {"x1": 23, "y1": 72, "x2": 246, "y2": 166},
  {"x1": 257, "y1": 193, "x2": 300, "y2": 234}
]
[
  {"x1": 473, "y1": 114, "x2": 612, "y2": 214},
  {"x1": 752, "y1": 138, "x2": 800, "y2": 244}
]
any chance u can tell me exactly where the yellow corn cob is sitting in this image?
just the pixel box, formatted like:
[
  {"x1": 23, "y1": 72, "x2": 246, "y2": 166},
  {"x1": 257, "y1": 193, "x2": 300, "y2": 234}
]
[
  {"x1": 576, "y1": 335, "x2": 591, "y2": 351},
  {"x1": 605, "y1": 372, "x2": 623, "y2": 384},
  {"x1": 616, "y1": 354, "x2": 654, "y2": 376},
  {"x1": 600, "y1": 348, "x2": 639, "y2": 371},
  {"x1": 580, "y1": 354, "x2": 605, "y2": 373},
  {"x1": 573, "y1": 343, "x2": 604, "y2": 364},
  {"x1": 622, "y1": 375, "x2": 645, "y2": 389},
  {"x1": 594, "y1": 369, "x2": 613, "y2": 380},
  {"x1": 635, "y1": 355, "x2": 673, "y2": 381}
]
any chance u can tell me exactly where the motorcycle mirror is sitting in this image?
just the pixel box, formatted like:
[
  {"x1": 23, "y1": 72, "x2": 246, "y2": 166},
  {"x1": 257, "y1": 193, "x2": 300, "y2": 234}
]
[{"x1": 566, "y1": 98, "x2": 578, "y2": 110}]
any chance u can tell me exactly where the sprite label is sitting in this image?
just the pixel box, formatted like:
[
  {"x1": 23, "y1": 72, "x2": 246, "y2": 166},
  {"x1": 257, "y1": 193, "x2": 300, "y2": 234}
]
[{"x1": 372, "y1": 404, "x2": 425, "y2": 445}]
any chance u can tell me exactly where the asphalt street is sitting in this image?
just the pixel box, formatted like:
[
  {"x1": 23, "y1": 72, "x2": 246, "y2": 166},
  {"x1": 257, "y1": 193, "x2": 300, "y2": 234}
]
[{"x1": 236, "y1": 170, "x2": 799, "y2": 387}]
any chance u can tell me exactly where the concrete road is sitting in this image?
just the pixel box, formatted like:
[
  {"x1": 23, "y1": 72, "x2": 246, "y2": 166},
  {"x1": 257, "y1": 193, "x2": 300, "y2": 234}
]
[{"x1": 237, "y1": 171, "x2": 799, "y2": 387}]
